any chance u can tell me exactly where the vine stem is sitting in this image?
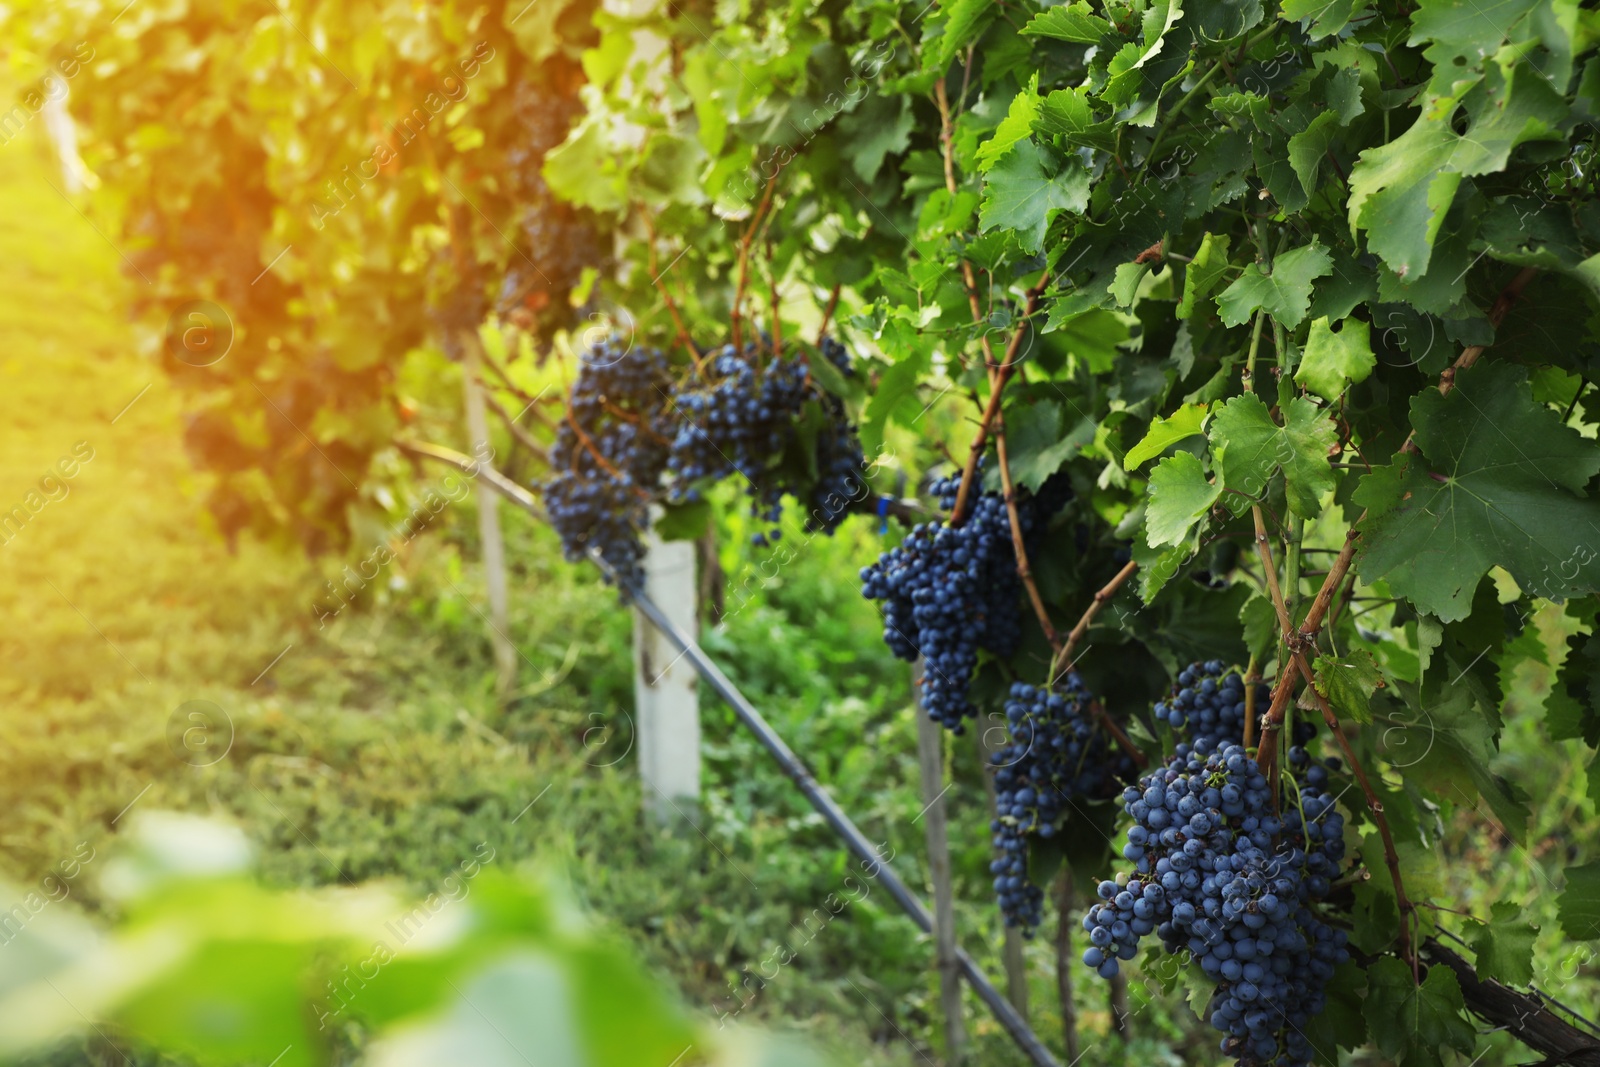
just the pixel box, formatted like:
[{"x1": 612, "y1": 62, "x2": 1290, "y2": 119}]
[
  {"x1": 1045, "y1": 559, "x2": 1146, "y2": 766},
  {"x1": 933, "y1": 77, "x2": 1000, "y2": 376},
  {"x1": 1242, "y1": 655, "x2": 1259, "y2": 751},
  {"x1": 732, "y1": 171, "x2": 781, "y2": 352},
  {"x1": 1290, "y1": 648, "x2": 1417, "y2": 975},
  {"x1": 638, "y1": 207, "x2": 699, "y2": 363},
  {"x1": 816, "y1": 282, "x2": 842, "y2": 344},
  {"x1": 1242, "y1": 311, "x2": 1267, "y2": 394},
  {"x1": 1251, "y1": 506, "x2": 1417, "y2": 973},
  {"x1": 564, "y1": 409, "x2": 650, "y2": 498},
  {"x1": 1254, "y1": 527, "x2": 1359, "y2": 766},
  {"x1": 993, "y1": 408, "x2": 1063, "y2": 655},
  {"x1": 947, "y1": 277, "x2": 1050, "y2": 525}
]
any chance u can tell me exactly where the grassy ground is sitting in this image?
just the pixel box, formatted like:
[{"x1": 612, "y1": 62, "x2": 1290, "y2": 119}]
[{"x1": 3, "y1": 114, "x2": 1598, "y2": 1067}]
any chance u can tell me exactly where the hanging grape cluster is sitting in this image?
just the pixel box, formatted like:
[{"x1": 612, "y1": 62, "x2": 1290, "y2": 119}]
[
  {"x1": 989, "y1": 674, "x2": 1139, "y2": 932},
  {"x1": 544, "y1": 335, "x2": 869, "y2": 589},
  {"x1": 543, "y1": 339, "x2": 674, "y2": 589},
  {"x1": 1078, "y1": 660, "x2": 1352, "y2": 1067},
  {"x1": 859, "y1": 467, "x2": 1072, "y2": 730},
  {"x1": 500, "y1": 76, "x2": 605, "y2": 331}
]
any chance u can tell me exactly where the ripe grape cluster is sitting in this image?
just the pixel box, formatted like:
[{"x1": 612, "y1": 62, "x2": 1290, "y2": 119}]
[
  {"x1": 1084, "y1": 734, "x2": 1350, "y2": 1067},
  {"x1": 544, "y1": 340, "x2": 673, "y2": 590},
  {"x1": 500, "y1": 77, "x2": 603, "y2": 330},
  {"x1": 859, "y1": 468, "x2": 1071, "y2": 730},
  {"x1": 546, "y1": 335, "x2": 869, "y2": 588},
  {"x1": 990, "y1": 675, "x2": 1139, "y2": 932}
]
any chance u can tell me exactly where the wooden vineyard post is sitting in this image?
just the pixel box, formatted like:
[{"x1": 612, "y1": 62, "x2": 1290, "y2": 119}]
[
  {"x1": 461, "y1": 336, "x2": 518, "y2": 699},
  {"x1": 634, "y1": 523, "x2": 702, "y2": 823},
  {"x1": 914, "y1": 659, "x2": 966, "y2": 1065},
  {"x1": 974, "y1": 720, "x2": 1031, "y2": 1020}
]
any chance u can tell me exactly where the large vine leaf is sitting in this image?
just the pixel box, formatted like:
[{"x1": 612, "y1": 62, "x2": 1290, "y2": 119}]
[
  {"x1": 1468, "y1": 901, "x2": 1538, "y2": 985},
  {"x1": 1348, "y1": 61, "x2": 1567, "y2": 278},
  {"x1": 1296, "y1": 315, "x2": 1376, "y2": 400},
  {"x1": 1007, "y1": 400, "x2": 1095, "y2": 491},
  {"x1": 979, "y1": 139, "x2": 1090, "y2": 254},
  {"x1": 1358, "y1": 362, "x2": 1600, "y2": 622},
  {"x1": 1020, "y1": 3, "x2": 1112, "y2": 43},
  {"x1": 1125, "y1": 404, "x2": 1209, "y2": 469},
  {"x1": 1208, "y1": 393, "x2": 1337, "y2": 516},
  {"x1": 1215, "y1": 240, "x2": 1333, "y2": 329},
  {"x1": 1363, "y1": 958, "x2": 1475, "y2": 1067}
]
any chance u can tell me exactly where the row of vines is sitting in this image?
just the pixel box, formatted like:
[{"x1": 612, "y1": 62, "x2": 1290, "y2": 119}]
[{"x1": 9, "y1": 0, "x2": 1600, "y2": 1063}]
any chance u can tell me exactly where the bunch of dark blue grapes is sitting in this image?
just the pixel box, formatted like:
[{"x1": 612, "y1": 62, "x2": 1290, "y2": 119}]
[
  {"x1": 859, "y1": 467, "x2": 1070, "y2": 730},
  {"x1": 990, "y1": 674, "x2": 1139, "y2": 932},
  {"x1": 1084, "y1": 737, "x2": 1350, "y2": 1067},
  {"x1": 666, "y1": 340, "x2": 863, "y2": 545},
  {"x1": 543, "y1": 339, "x2": 674, "y2": 591},
  {"x1": 1155, "y1": 660, "x2": 1256, "y2": 746}
]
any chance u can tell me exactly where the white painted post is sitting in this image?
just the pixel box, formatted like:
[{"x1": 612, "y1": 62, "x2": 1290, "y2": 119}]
[
  {"x1": 461, "y1": 337, "x2": 518, "y2": 699},
  {"x1": 635, "y1": 525, "x2": 701, "y2": 822}
]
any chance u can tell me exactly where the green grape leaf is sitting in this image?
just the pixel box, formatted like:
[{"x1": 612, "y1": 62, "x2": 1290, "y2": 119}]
[
  {"x1": 1108, "y1": 262, "x2": 1150, "y2": 308},
  {"x1": 978, "y1": 139, "x2": 1090, "y2": 254},
  {"x1": 1020, "y1": 3, "x2": 1112, "y2": 42},
  {"x1": 1177, "y1": 232, "x2": 1232, "y2": 320},
  {"x1": 1296, "y1": 315, "x2": 1376, "y2": 401},
  {"x1": 1208, "y1": 393, "x2": 1337, "y2": 517},
  {"x1": 1287, "y1": 111, "x2": 1340, "y2": 198},
  {"x1": 838, "y1": 95, "x2": 915, "y2": 181},
  {"x1": 1146, "y1": 451, "x2": 1219, "y2": 547},
  {"x1": 1358, "y1": 362, "x2": 1600, "y2": 622},
  {"x1": 1034, "y1": 88, "x2": 1117, "y2": 152},
  {"x1": 1301, "y1": 962, "x2": 1368, "y2": 1059},
  {"x1": 977, "y1": 78, "x2": 1041, "y2": 171},
  {"x1": 1378, "y1": 682, "x2": 1528, "y2": 841},
  {"x1": 927, "y1": 0, "x2": 996, "y2": 71},
  {"x1": 1363, "y1": 957, "x2": 1475, "y2": 1067},
  {"x1": 1559, "y1": 861, "x2": 1600, "y2": 940},
  {"x1": 1349, "y1": 63, "x2": 1566, "y2": 277},
  {"x1": 1135, "y1": 537, "x2": 1194, "y2": 601},
  {"x1": 1282, "y1": 0, "x2": 1371, "y2": 39},
  {"x1": 1313, "y1": 650, "x2": 1382, "y2": 724},
  {"x1": 1215, "y1": 240, "x2": 1332, "y2": 329},
  {"x1": 859, "y1": 338, "x2": 932, "y2": 455},
  {"x1": 1240, "y1": 593, "x2": 1279, "y2": 662},
  {"x1": 1125, "y1": 404, "x2": 1209, "y2": 469},
  {"x1": 1007, "y1": 400, "x2": 1094, "y2": 491},
  {"x1": 1469, "y1": 902, "x2": 1538, "y2": 986},
  {"x1": 1408, "y1": 0, "x2": 1541, "y2": 68},
  {"x1": 543, "y1": 117, "x2": 628, "y2": 214}
]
